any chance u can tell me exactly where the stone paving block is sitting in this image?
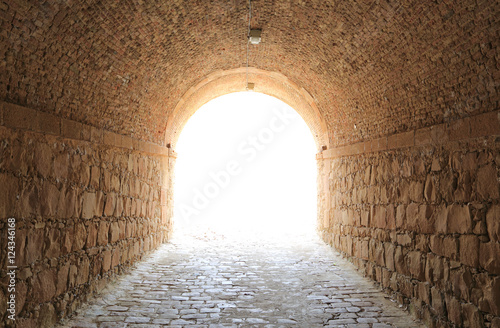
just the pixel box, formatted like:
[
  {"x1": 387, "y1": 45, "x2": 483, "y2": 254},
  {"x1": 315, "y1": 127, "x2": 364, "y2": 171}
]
[
  {"x1": 99, "y1": 323, "x2": 127, "y2": 328},
  {"x1": 124, "y1": 316, "x2": 151, "y2": 323},
  {"x1": 58, "y1": 233, "x2": 425, "y2": 328}
]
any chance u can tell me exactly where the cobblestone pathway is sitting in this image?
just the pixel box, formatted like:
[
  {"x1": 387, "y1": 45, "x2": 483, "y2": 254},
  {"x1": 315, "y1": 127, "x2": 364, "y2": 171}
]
[{"x1": 59, "y1": 231, "x2": 424, "y2": 328}]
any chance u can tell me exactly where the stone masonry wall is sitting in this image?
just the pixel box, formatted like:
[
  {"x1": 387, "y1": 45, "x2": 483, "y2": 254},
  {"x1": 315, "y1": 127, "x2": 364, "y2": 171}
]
[
  {"x1": 0, "y1": 101, "x2": 175, "y2": 327},
  {"x1": 318, "y1": 111, "x2": 500, "y2": 327}
]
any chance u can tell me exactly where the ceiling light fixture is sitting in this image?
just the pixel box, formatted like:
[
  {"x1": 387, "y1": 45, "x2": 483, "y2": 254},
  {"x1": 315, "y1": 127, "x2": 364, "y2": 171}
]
[
  {"x1": 249, "y1": 29, "x2": 262, "y2": 45},
  {"x1": 246, "y1": 0, "x2": 260, "y2": 91}
]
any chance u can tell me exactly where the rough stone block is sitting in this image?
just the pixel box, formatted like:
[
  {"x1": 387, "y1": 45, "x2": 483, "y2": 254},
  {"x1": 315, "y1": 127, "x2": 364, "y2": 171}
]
[
  {"x1": 109, "y1": 221, "x2": 120, "y2": 244},
  {"x1": 60, "y1": 226, "x2": 73, "y2": 255},
  {"x1": 96, "y1": 191, "x2": 105, "y2": 216},
  {"x1": 407, "y1": 251, "x2": 425, "y2": 281},
  {"x1": 447, "y1": 204, "x2": 472, "y2": 234},
  {"x1": 68, "y1": 265, "x2": 77, "y2": 288},
  {"x1": 470, "y1": 111, "x2": 500, "y2": 138},
  {"x1": 111, "y1": 174, "x2": 121, "y2": 193},
  {"x1": 431, "y1": 287, "x2": 446, "y2": 316},
  {"x1": 101, "y1": 169, "x2": 111, "y2": 192},
  {"x1": 371, "y1": 137, "x2": 387, "y2": 152},
  {"x1": 433, "y1": 205, "x2": 448, "y2": 234},
  {"x1": 430, "y1": 124, "x2": 447, "y2": 144},
  {"x1": 479, "y1": 242, "x2": 500, "y2": 274},
  {"x1": 415, "y1": 234, "x2": 429, "y2": 252},
  {"x1": 40, "y1": 181, "x2": 60, "y2": 218},
  {"x1": 459, "y1": 235, "x2": 479, "y2": 268},
  {"x1": 54, "y1": 153, "x2": 69, "y2": 181},
  {"x1": 81, "y1": 124, "x2": 92, "y2": 141},
  {"x1": 103, "y1": 130, "x2": 116, "y2": 146},
  {"x1": 0, "y1": 173, "x2": 19, "y2": 218},
  {"x1": 32, "y1": 268, "x2": 57, "y2": 303},
  {"x1": 86, "y1": 222, "x2": 98, "y2": 248},
  {"x1": 114, "y1": 196, "x2": 124, "y2": 217},
  {"x1": 476, "y1": 164, "x2": 499, "y2": 200},
  {"x1": 13, "y1": 228, "x2": 29, "y2": 266},
  {"x1": 34, "y1": 143, "x2": 53, "y2": 178},
  {"x1": 102, "y1": 249, "x2": 112, "y2": 272},
  {"x1": 44, "y1": 229, "x2": 61, "y2": 259},
  {"x1": 360, "y1": 209, "x2": 370, "y2": 227},
  {"x1": 397, "y1": 130, "x2": 414, "y2": 148},
  {"x1": 406, "y1": 203, "x2": 419, "y2": 231},
  {"x1": 430, "y1": 235, "x2": 457, "y2": 260},
  {"x1": 396, "y1": 233, "x2": 412, "y2": 247},
  {"x1": 61, "y1": 118, "x2": 82, "y2": 140},
  {"x1": 448, "y1": 118, "x2": 470, "y2": 141},
  {"x1": 56, "y1": 263, "x2": 70, "y2": 296},
  {"x1": 3, "y1": 102, "x2": 37, "y2": 130},
  {"x1": 26, "y1": 228, "x2": 44, "y2": 263},
  {"x1": 395, "y1": 205, "x2": 405, "y2": 229},
  {"x1": 462, "y1": 303, "x2": 484, "y2": 328},
  {"x1": 14, "y1": 280, "x2": 27, "y2": 315},
  {"x1": 452, "y1": 267, "x2": 473, "y2": 301},
  {"x1": 90, "y1": 126, "x2": 103, "y2": 144},
  {"x1": 40, "y1": 303, "x2": 57, "y2": 328},
  {"x1": 90, "y1": 166, "x2": 100, "y2": 190},
  {"x1": 417, "y1": 205, "x2": 434, "y2": 234},
  {"x1": 112, "y1": 248, "x2": 121, "y2": 268},
  {"x1": 415, "y1": 127, "x2": 432, "y2": 146},
  {"x1": 417, "y1": 281, "x2": 431, "y2": 304},
  {"x1": 76, "y1": 257, "x2": 90, "y2": 286},
  {"x1": 79, "y1": 163, "x2": 91, "y2": 188},
  {"x1": 97, "y1": 221, "x2": 110, "y2": 246},
  {"x1": 388, "y1": 134, "x2": 398, "y2": 149},
  {"x1": 119, "y1": 220, "x2": 126, "y2": 240},
  {"x1": 73, "y1": 223, "x2": 87, "y2": 251},
  {"x1": 486, "y1": 205, "x2": 500, "y2": 242},
  {"x1": 480, "y1": 276, "x2": 500, "y2": 316},
  {"x1": 122, "y1": 135, "x2": 133, "y2": 149},
  {"x1": 81, "y1": 192, "x2": 97, "y2": 219},
  {"x1": 440, "y1": 171, "x2": 457, "y2": 204},
  {"x1": 104, "y1": 193, "x2": 116, "y2": 217},
  {"x1": 360, "y1": 240, "x2": 369, "y2": 260},
  {"x1": 394, "y1": 246, "x2": 407, "y2": 275},
  {"x1": 446, "y1": 295, "x2": 462, "y2": 326},
  {"x1": 386, "y1": 204, "x2": 395, "y2": 230},
  {"x1": 371, "y1": 205, "x2": 386, "y2": 228},
  {"x1": 37, "y1": 110, "x2": 60, "y2": 135}
]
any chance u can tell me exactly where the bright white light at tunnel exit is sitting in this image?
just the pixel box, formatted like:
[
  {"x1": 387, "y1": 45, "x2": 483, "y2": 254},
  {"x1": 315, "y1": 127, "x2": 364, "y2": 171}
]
[{"x1": 173, "y1": 92, "x2": 317, "y2": 237}]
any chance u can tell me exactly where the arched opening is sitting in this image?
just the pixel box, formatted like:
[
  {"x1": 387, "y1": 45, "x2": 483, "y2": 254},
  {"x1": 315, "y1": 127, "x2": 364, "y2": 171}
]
[
  {"x1": 164, "y1": 68, "x2": 330, "y2": 151},
  {"x1": 173, "y1": 92, "x2": 317, "y2": 239}
]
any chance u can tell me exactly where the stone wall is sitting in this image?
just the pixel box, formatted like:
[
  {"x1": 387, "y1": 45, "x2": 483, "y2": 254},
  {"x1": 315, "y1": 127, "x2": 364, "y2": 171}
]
[
  {"x1": 318, "y1": 111, "x2": 500, "y2": 327},
  {"x1": 0, "y1": 101, "x2": 175, "y2": 327}
]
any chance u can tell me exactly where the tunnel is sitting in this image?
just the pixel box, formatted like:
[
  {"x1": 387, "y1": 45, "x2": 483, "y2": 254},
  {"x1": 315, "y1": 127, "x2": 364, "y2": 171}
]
[{"x1": 0, "y1": 1, "x2": 499, "y2": 327}]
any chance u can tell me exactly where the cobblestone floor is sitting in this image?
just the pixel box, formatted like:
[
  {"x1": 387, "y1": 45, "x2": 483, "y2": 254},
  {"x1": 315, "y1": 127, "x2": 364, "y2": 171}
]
[{"x1": 59, "y1": 230, "x2": 424, "y2": 328}]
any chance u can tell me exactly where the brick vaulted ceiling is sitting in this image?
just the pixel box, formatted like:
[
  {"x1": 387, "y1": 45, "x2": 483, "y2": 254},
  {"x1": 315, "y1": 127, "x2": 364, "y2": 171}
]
[{"x1": 0, "y1": 0, "x2": 498, "y2": 147}]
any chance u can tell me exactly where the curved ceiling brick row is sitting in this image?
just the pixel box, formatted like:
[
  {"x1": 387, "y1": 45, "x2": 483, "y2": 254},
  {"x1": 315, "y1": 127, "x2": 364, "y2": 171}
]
[{"x1": 1, "y1": 0, "x2": 497, "y2": 146}]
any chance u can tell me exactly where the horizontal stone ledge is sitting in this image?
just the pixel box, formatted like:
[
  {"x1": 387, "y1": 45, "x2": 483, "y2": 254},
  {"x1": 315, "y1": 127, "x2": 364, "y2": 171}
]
[
  {"x1": 317, "y1": 110, "x2": 500, "y2": 160},
  {"x1": 0, "y1": 100, "x2": 174, "y2": 158}
]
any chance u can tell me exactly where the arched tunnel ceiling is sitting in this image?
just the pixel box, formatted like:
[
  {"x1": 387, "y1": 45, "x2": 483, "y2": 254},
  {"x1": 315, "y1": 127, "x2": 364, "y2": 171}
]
[{"x1": 0, "y1": 0, "x2": 498, "y2": 146}]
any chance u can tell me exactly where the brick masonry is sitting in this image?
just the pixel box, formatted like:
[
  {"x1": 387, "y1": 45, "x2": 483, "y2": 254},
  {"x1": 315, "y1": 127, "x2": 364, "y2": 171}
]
[
  {"x1": 317, "y1": 111, "x2": 500, "y2": 327},
  {"x1": 0, "y1": 1, "x2": 498, "y2": 147},
  {"x1": 0, "y1": 102, "x2": 175, "y2": 327}
]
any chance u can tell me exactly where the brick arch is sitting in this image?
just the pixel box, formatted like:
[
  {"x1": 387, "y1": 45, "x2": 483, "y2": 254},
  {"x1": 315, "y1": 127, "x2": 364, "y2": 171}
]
[{"x1": 164, "y1": 68, "x2": 329, "y2": 151}]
